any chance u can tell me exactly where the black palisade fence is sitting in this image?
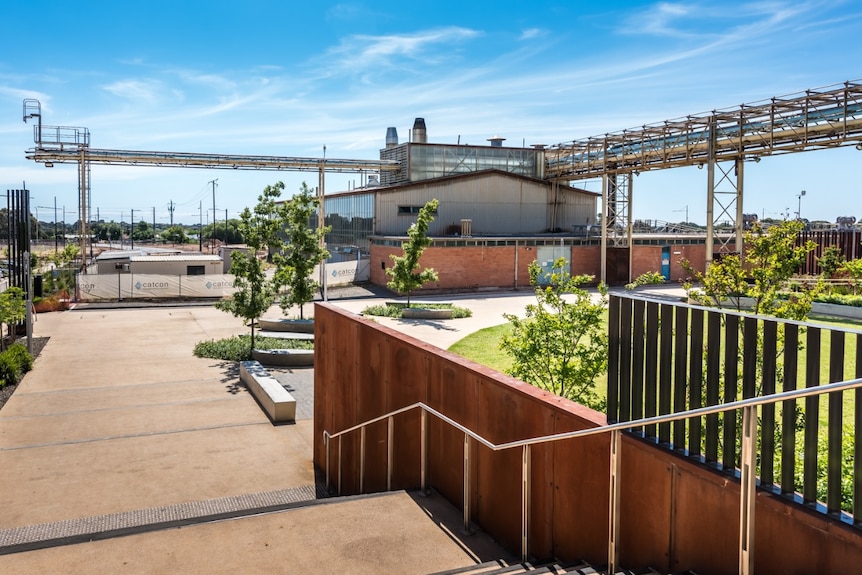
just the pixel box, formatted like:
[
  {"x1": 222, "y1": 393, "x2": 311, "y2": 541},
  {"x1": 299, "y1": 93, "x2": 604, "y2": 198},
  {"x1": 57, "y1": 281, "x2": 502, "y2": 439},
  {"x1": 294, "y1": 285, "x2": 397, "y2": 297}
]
[{"x1": 608, "y1": 293, "x2": 862, "y2": 523}]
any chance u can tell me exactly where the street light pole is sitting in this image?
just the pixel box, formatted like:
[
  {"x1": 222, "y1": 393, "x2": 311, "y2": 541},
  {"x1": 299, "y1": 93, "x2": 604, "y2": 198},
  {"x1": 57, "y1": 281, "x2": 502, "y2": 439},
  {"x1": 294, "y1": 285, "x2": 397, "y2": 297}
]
[{"x1": 797, "y1": 190, "x2": 806, "y2": 220}]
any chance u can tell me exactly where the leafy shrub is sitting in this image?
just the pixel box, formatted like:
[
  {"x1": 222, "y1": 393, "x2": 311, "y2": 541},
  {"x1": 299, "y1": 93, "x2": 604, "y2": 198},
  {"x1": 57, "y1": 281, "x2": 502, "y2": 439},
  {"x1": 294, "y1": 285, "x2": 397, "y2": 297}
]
[
  {"x1": 625, "y1": 271, "x2": 665, "y2": 290},
  {"x1": 813, "y1": 293, "x2": 862, "y2": 307},
  {"x1": 0, "y1": 343, "x2": 33, "y2": 387},
  {"x1": 194, "y1": 335, "x2": 314, "y2": 361},
  {"x1": 6, "y1": 343, "x2": 33, "y2": 374},
  {"x1": 0, "y1": 354, "x2": 18, "y2": 387}
]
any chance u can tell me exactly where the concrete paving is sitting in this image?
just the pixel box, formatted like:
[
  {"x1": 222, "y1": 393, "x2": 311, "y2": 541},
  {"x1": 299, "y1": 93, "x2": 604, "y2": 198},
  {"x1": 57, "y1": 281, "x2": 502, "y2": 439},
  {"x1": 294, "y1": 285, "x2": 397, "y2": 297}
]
[{"x1": 0, "y1": 295, "x2": 521, "y2": 573}]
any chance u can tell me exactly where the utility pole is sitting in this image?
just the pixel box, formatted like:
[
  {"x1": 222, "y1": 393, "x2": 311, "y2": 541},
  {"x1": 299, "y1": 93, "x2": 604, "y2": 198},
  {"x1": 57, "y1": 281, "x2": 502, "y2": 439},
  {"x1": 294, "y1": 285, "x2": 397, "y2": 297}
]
[
  {"x1": 54, "y1": 197, "x2": 58, "y2": 253},
  {"x1": 199, "y1": 201, "x2": 203, "y2": 252},
  {"x1": 168, "y1": 200, "x2": 175, "y2": 227},
  {"x1": 131, "y1": 208, "x2": 135, "y2": 250},
  {"x1": 225, "y1": 209, "x2": 228, "y2": 245},
  {"x1": 210, "y1": 179, "x2": 218, "y2": 254},
  {"x1": 152, "y1": 206, "x2": 156, "y2": 243}
]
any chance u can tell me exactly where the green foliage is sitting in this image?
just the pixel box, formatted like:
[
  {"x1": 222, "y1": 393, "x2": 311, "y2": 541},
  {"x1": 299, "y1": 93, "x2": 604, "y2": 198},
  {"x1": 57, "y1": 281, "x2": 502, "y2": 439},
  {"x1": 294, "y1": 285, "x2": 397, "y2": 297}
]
[
  {"x1": 684, "y1": 220, "x2": 820, "y2": 320},
  {"x1": 273, "y1": 182, "x2": 330, "y2": 320},
  {"x1": 501, "y1": 259, "x2": 608, "y2": 409},
  {"x1": 839, "y1": 259, "x2": 862, "y2": 294},
  {"x1": 386, "y1": 199, "x2": 439, "y2": 306},
  {"x1": 132, "y1": 220, "x2": 155, "y2": 241},
  {"x1": 0, "y1": 287, "x2": 27, "y2": 350},
  {"x1": 162, "y1": 225, "x2": 188, "y2": 244},
  {"x1": 0, "y1": 343, "x2": 33, "y2": 387},
  {"x1": 813, "y1": 293, "x2": 862, "y2": 307},
  {"x1": 625, "y1": 271, "x2": 665, "y2": 290},
  {"x1": 216, "y1": 183, "x2": 285, "y2": 348},
  {"x1": 817, "y1": 245, "x2": 845, "y2": 278},
  {"x1": 0, "y1": 354, "x2": 17, "y2": 387},
  {"x1": 361, "y1": 302, "x2": 472, "y2": 318},
  {"x1": 193, "y1": 335, "x2": 313, "y2": 361},
  {"x1": 5, "y1": 343, "x2": 33, "y2": 373}
]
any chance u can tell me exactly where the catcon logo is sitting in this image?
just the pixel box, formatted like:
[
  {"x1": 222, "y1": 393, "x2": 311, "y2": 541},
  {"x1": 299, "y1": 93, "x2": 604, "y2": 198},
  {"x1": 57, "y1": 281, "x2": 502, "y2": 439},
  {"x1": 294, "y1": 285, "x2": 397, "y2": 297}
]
[
  {"x1": 207, "y1": 281, "x2": 234, "y2": 289},
  {"x1": 135, "y1": 281, "x2": 169, "y2": 290},
  {"x1": 80, "y1": 283, "x2": 96, "y2": 293}
]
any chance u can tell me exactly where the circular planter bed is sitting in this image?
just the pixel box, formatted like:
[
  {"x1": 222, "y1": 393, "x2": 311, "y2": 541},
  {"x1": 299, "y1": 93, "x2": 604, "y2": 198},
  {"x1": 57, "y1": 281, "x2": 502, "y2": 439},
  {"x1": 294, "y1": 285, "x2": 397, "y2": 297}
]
[
  {"x1": 401, "y1": 308, "x2": 454, "y2": 320},
  {"x1": 258, "y1": 318, "x2": 314, "y2": 334},
  {"x1": 252, "y1": 348, "x2": 314, "y2": 367}
]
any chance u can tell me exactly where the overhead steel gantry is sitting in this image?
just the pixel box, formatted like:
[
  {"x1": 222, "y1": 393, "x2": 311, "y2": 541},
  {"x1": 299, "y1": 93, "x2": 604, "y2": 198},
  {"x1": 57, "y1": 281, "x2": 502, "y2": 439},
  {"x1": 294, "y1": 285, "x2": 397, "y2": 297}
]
[
  {"x1": 545, "y1": 79, "x2": 862, "y2": 281},
  {"x1": 22, "y1": 99, "x2": 400, "y2": 270}
]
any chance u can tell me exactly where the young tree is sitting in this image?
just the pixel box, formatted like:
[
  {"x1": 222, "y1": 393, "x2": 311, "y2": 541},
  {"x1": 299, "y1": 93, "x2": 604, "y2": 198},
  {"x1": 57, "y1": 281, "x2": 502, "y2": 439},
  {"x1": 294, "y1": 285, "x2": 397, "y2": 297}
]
[
  {"x1": 386, "y1": 198, "x2": 439, "y2": 307},
  {"x1": 0, "y1": 287, "x2": 27, "y2": 350},
  {"x1": 501, "y1": 259, "x2": 608, "y2": 409},
  {"x1": 273, "y1": 182, "x2": 330, "y2": 320},
  {"x1": 685, "y1": 219, "x2": 820, "y2": 320},
  {"x1": 216, "y1": 182, "x2": 284, "y2": 349},
  {"x1": 162, "y1": 225, "x2": 188, "y2": 244}
]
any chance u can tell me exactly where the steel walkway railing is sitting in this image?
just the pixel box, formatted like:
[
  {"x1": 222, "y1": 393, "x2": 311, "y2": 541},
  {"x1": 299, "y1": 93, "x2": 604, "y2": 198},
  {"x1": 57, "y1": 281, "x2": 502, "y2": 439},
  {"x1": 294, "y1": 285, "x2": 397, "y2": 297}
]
[{"x1": 323, "y1": 377, "x2": 862, "y2": 575}]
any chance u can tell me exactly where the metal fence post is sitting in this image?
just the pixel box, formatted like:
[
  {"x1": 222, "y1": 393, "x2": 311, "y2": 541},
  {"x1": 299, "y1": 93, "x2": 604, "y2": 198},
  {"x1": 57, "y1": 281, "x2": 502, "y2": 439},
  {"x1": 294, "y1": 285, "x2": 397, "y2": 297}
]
[
  {"x1": 463, "y1": 433, "x2": 471, "y2": 533},
  {"x1": 387, "y1": 416, "x2": 394, "y2": 491},
  {"x1": 739, "y1": 405, "x2": 757, "y2": 575},
  {"x1": 608, "y1": 429, "x2": 622, "y2": 574},
  {"x1": 421, "y1": 409, "x2": 428, "y2": 495},
  {"x1": 521, "y1": 444, "x2": 531, "y2": 562},
  {"x1": 360, "y1": 426, "x2": 366, "y2": 494}
]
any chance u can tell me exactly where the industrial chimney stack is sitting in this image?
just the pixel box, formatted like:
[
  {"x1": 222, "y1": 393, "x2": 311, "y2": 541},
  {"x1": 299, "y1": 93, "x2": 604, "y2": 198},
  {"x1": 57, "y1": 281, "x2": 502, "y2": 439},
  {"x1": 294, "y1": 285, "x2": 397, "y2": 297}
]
[
  {"x1": 412, "y1": 118, "x2": 427, "y2": 143},
  {"x1": 385, "y1": 127, "x2": 399, "y2": 148}
]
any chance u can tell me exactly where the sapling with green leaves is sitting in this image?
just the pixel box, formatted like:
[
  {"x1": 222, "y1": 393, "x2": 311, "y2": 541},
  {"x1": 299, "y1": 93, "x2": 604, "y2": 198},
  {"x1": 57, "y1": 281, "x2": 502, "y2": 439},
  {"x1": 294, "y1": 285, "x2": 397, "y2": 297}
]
[
  {"x1": 273, "y1": 182, "x2": 330, "y2": 320},
  {"x1": 386, "y1": 198, "x2": 439, "y2": 307},
  {"x1": 216, "y1": 182, "x2": 284, "y2": 349}
]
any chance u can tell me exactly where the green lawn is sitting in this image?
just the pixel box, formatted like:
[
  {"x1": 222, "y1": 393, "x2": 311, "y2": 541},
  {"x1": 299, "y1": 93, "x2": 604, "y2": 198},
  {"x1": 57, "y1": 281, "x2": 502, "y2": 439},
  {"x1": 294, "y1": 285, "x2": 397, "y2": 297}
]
[
  {"x1": 448, "y1": 313, "x2": 860, "y2": 426},
  {"x1": 448, "y1": 323, "x2": 514, "y2": 374}
]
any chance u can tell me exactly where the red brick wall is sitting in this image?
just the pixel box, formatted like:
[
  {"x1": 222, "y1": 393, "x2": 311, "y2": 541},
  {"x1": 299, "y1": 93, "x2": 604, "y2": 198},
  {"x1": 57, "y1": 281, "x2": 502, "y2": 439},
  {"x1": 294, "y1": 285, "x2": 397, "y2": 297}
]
[
  {"x1": 369, "y1": 242, "x2": 709, "y2": 290},
  {"x1": 371, "y1": 244, "x2": 541, "y2": 290}
]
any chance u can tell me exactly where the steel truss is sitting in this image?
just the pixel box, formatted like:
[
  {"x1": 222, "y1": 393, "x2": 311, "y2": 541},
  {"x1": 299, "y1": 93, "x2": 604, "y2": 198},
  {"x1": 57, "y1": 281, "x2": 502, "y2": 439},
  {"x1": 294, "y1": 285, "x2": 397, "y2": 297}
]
[{"x1": 547, "y1": 79, "x2": 862, "y2": 276}]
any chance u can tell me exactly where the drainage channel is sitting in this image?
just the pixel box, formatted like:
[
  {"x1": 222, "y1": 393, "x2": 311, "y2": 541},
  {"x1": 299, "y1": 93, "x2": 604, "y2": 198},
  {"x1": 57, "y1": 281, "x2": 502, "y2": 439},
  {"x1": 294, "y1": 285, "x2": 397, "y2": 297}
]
[{"x1": 0, "y1": 484, "x2": 329, "y2": 555}]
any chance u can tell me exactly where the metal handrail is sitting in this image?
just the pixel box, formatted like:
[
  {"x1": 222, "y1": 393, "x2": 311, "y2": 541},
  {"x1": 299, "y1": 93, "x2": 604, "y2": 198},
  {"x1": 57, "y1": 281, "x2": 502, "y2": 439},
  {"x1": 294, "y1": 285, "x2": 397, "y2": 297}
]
[{"x1": 322, "y1": 376, "x2": 862, "y2": 575}]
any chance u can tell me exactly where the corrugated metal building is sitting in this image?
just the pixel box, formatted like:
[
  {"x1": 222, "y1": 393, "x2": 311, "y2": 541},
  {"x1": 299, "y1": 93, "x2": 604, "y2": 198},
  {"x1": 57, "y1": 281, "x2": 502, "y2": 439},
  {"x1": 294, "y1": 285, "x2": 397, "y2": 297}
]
[{"x1": 372, "y1": 170, "x2": 597, "y2": 237}]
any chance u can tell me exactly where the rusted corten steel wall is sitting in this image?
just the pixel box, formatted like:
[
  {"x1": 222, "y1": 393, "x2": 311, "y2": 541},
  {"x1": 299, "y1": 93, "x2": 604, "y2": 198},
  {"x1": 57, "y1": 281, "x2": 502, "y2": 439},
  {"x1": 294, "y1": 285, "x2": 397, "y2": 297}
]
[{"x1": 313, "y1": 304, "x2": 862, "y2": 574}]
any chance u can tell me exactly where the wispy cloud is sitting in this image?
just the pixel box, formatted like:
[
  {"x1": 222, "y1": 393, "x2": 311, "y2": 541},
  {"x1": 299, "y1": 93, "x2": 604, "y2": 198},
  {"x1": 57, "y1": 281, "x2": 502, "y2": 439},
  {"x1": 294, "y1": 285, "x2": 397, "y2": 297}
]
[
  {"x1": 519, "y1": 28, "x2": 546, "y2": 40},
  {"x1": 102, "y1": 79, "x2": 164, "y2": 103},
  {"x1": 316, "y1": 27, "x2": 481, "y2": 77}
]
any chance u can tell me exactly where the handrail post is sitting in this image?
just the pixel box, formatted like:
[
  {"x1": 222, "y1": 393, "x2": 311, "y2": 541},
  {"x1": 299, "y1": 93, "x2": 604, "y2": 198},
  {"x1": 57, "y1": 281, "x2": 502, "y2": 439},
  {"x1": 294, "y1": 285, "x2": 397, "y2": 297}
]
[
  {"x1": 421, "y1": 409, "x2": 428, "y2": 495},
  {"x1": 324, "y1": 432, "x2": 330, "y2": 494},
  {"x1": 463, "y1": 432, "x2": 472, "y2": 534},
  {"x1": 387, "y1": 415, "x2": 394, "y2": 491},
  {"x1": 608, "y1": 429, "x2": 622, "y2": 574},
  {"x1": 521, "y1": 444, "x2": 531, "y2": 562},
  {"x1": 739, "y1": 405, "x2": 757, "y2": 575},
  {"x1": 338, "y1": 436, "x2": 343, "y2": 496},
  {"x1": 360, "y1": 426, "x2": 366, "y2": 494}
]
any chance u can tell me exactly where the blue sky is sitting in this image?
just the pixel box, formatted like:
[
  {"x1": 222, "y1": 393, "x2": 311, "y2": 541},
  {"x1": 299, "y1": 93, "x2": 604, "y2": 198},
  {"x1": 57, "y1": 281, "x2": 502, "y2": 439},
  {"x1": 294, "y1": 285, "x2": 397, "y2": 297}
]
[{"x1": 1, "y1": 0, "x2": 861, "y2": 227}]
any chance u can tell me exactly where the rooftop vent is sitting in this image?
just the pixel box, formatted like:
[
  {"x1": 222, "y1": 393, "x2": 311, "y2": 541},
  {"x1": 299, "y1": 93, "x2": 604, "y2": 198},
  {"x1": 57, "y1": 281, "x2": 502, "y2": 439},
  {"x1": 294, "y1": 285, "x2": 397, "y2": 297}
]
[
  {"x1": 487, "y1": 135, "x2": 506, "y2": 147},
  {"x1": 412, "y1": 118, "x2": 427, "y2": 143},
  {"x1": 385, "y1": 127, "x2": 398, "y2": 148}
]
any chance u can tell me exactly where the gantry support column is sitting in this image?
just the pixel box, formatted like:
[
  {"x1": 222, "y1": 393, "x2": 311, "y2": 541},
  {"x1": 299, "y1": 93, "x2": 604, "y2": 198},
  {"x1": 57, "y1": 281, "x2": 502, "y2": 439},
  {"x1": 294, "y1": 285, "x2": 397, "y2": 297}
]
[
  {"x1": 78, "y1": 146, "x2": 88, "y2": 272},
  {"x1": 705, "y1": 116, "x2": 745, "y2": 268},
  {"x1": 600, "y1": 171, "x2": 633, "y2": 284},
  {"x1": 318, "y1": 154, "x2": 328, "y2": 302}
]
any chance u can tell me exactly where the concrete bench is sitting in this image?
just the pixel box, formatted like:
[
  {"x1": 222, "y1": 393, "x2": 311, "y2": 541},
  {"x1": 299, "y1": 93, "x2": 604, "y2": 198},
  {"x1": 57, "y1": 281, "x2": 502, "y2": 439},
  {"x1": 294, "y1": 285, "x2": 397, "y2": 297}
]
[
  {"x1": 239, "y1": 360, "x2": 296, "y2": 424},
  {"x1": 252, "y1": 348, "x2": 314, "y2": 367}
]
